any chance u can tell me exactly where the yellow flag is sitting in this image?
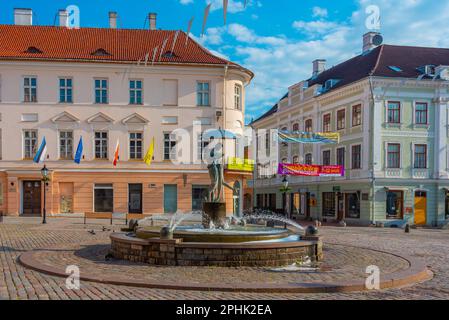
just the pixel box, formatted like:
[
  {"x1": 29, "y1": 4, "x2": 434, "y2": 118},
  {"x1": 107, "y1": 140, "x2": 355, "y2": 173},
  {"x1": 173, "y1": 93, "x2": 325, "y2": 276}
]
[{"x1": 144, "y1": 137, "x2": 155, "y2": 167}]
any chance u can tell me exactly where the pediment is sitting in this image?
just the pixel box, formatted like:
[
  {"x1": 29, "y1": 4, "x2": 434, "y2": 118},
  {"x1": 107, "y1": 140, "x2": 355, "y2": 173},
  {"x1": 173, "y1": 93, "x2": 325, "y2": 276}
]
[
  {"x1": 87, "y1": 112, "x2": 114, "y2": 124},
  {"x1": 122, "y1": 113, "x2": 149, "y2": 125},
  {"x1": 51, "y1": 111, "x2": 80, "y2": 123}
]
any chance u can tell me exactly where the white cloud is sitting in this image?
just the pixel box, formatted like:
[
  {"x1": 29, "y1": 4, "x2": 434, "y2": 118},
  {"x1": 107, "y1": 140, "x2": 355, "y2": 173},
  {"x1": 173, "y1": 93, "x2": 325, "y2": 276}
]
[
  {"x1": 179, "y1": 0, "x2": 194, "y2": 4},
  {"x1": 207, "y1": 0, "x2": 249, "y2": 13},
  {"x1": 312, "y1": 6, "x2": 328, "y2": 18}
]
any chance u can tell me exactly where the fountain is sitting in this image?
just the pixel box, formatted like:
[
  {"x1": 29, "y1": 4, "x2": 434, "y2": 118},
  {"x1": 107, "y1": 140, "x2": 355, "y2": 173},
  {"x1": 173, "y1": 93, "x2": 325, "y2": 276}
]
[{"x1": 110, "y1": 162, "x2": 323, "y2": 267}]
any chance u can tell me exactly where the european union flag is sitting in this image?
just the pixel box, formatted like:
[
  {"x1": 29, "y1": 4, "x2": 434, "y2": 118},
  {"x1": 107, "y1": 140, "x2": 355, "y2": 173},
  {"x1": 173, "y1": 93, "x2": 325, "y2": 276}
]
[{"x1": 74, "y1": 137, "x2": 83, "y2": 164}]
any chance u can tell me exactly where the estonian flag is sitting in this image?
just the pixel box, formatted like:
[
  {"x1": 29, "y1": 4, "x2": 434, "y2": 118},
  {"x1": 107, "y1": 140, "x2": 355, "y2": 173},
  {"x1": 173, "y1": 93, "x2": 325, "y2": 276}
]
[
  {"x1": 74, "y1": 137, "x2": 83, "y2": 164},
  {"x1": 33, "y1": 137, "x2": 47, "y2": 163}
]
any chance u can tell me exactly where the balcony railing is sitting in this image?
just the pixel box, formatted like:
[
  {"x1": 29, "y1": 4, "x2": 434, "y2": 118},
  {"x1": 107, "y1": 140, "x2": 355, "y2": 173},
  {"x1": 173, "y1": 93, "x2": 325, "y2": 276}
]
[
  {"x1": 385, "y1": 168, "x2": 402, "y2": 178},
  {"x1": 412, "y1": 168, "x2": 430, "y2": 179}
]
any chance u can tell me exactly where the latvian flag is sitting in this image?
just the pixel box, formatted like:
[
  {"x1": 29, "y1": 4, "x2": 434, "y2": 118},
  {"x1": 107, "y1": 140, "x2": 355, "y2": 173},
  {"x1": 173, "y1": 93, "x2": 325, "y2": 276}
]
[
  {"x1": 33, "y1": 137, "x2": 47, "y2": 163},
  {"x1": 113, "y1": 139, "x2": 120, "y2": 167}
]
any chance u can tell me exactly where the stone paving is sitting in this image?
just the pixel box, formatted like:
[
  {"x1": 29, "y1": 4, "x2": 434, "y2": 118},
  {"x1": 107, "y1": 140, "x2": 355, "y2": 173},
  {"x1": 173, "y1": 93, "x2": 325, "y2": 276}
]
[{"x1": 0, "y1": 217, "x2": 448, "y2": 299}]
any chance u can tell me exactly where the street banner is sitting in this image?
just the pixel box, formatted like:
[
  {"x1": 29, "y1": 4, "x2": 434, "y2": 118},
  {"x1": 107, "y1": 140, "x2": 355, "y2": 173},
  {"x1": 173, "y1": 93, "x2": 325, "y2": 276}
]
[
  {"x1": 278, "y1": 131, "x2": 340, "y2": 144},
  {"x1": 278, "y1": 163, "x2": 344, "y2": 177}
]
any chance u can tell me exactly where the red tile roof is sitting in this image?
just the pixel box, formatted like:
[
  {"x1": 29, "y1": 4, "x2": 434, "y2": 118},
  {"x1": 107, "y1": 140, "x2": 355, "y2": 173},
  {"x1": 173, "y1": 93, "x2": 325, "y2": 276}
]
[{"x1": 0, "y1": 25, "x2": 252, "y2": 75}]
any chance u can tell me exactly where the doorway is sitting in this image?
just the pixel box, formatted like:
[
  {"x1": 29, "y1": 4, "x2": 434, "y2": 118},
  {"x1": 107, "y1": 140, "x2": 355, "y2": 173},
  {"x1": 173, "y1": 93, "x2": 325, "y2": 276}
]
[
  {"x1": 337, "y1": 193, "x2": 345, "y2": 221},
  {"x1": 128, "y1": 184, "x2": 143, "y2": 214},
  {"x1": 59, "y1": 182, "x2": 74, "y2": 214},
  {"x1": 22, "y1": 181, "x2": 41, "y2": 215},
  {"x1": 164, "y1": 184, "x2": 178, "y2": 214},
  {"x1": 414, "y1": 191, "x2": 427, "y2": 225}
]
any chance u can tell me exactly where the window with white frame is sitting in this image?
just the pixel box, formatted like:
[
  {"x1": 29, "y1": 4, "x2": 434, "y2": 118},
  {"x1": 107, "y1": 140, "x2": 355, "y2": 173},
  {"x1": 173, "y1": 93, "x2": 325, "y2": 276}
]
[
  {"x1": 164, "y1": 133, "x2": 177, "y2": 160},
  {"x1": 351, "y1": 145, "x2": 362, "y2": 169},
  {"x1": 94, "y1": 79, "x2": 108, "y2": 104},
  {"x1": 387, "y1": 101, "x2": 401, "y2": 123},
  {"x1": 352, "y1": 104, "x2": 362, "y2": 127},
  {"x1": 59, "y1": 131, "x2": 73, "y2": 160},
  {"x1": 59, "y1": 78, "x2": 73, "y2": 103},
  {"x1": 197, "y1": 82, "x2": 210, "y2": 106},
  {"x1": 415, "y1": 102, "x2": 428, "y2": 125},
  {"x1": 94, "y1": 184, "x2": 113, "y2": 213},
  {"x1": 323, "y1": 114, "x2": 331, "y2": 132},
  {"x1": 129, "y1": 80, "x2": 143, "y2": 105},
  {"x1": 129, "y1": 132, "x2": 143, "y2": 160},
  {"x1": 23, "y1": 130, "x2": 37, "y2": 159},
  {"x1": 23, "y1": 77, "x2": 37, "y2": 102},
  {"x1": 94, "y1": 131, "x2": 108, "y2": 159},
  {"x1": 234, "y1": 84, "x2": 242, "y2": 110},
  {"x1": 337, "y1": 109, "x2": 346, "y2": 130},
  {"x1": 414, "y1": 144, "x2": 427, "y2": 169},
  {"x1": 197, "y1": 134, "x2": 212, "y2": 161},
  {"x1": 387, "y1": 143, "x2": 401, "y2": 168},
  {"x1": 305, "y1": 153, "x2": 312, "y2": 165},
  {"x1": 322, "y1": 150, "x2": 331, "y2": 166},
  {"x1": 293, "y1": 155, "x2": 299, "y2": 164}
]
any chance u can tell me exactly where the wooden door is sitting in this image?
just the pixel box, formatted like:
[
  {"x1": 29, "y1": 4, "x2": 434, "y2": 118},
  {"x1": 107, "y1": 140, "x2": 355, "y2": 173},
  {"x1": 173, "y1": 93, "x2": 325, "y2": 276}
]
[
  {"x1": 60, "y1": 182, "x2": 74, "y2": 214},
  {"x1": 128, "y1": 184, "x2": 143, "y2": 214},
  {"x1": 23, "y1": 181, "x2": 41, "y2": 215}
]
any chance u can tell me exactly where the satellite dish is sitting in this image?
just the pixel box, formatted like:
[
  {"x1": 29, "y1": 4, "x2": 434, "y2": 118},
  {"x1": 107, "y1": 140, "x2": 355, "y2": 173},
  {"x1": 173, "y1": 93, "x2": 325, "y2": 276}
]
[{"x1": 373, "y1": 34, "x2": 383, "y2": 46}]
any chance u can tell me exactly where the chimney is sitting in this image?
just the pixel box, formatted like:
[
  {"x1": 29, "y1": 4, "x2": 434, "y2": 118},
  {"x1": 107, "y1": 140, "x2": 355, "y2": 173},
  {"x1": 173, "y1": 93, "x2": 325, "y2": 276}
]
[
  {"x1": 363, "y1": 32, "x2": 382, "y2": 53},
  {"x1": 14, "y1": 8, "x2": 32, "y2": 26},
  {"x1": 59, "y1": 9, "x2": 68, "y2": 27},
  {"x1": 312, "y1": 59, "x2": 326, "y2": 77},
  {"x1": 109, "y1": 12, "x2": 117, "y2": 29},
  {"x1": 149, "y1": 13, "x2": 157, "y2": 30}
]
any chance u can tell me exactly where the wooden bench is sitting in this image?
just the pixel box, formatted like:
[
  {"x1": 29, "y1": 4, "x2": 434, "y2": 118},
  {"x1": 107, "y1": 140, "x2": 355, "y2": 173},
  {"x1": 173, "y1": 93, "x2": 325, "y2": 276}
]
[{"x1": 84, "y1": 212, "x2": 113, "y2": 225}]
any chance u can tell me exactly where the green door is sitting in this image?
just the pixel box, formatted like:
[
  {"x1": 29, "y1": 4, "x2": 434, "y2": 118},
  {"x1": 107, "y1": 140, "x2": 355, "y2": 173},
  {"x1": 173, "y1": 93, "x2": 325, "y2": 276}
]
[{"x1": 164, "y1": 184, "x2": 178, "y2": 214}]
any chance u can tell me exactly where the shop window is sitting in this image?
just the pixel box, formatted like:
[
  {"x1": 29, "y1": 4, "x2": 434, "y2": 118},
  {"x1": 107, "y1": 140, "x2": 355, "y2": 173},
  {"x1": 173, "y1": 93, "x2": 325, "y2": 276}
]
[
  {"x1": 345, "y1": 193, "x2": 360, "y2": 219},
  {"x1": 386, "y1": 190, "x2": 403, "y2": 218},
  {"x1": 322, "y1": 192, "x2": 335, "y2": 217},
  {"x1": 94, "y1": 184, "x2": 113, "y2": 213}
]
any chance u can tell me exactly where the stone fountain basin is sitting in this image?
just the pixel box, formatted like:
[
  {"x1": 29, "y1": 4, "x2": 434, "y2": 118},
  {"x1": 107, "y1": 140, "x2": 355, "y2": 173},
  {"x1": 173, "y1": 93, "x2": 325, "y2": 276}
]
[{"x1": 135, "y1": 225, "x2": 291, "y2": 243}]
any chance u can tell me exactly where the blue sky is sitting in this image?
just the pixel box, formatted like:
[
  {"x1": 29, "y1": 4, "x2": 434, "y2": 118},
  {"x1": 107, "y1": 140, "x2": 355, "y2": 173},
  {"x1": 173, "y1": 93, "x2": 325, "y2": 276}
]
[{"x1": 1, "y1": 0, "x2": 448, "y2": 123}]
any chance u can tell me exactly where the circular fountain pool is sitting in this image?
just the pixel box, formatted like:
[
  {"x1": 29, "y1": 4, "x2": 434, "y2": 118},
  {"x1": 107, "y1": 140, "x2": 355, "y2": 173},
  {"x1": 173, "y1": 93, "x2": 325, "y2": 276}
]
[{"x1": 136, "y1": 225, "x2": 291, "y2": 243}]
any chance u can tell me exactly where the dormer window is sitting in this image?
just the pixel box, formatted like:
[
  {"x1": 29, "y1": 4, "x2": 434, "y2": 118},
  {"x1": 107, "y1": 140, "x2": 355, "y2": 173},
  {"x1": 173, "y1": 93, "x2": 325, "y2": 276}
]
[
  {"x1": 388, "y1": 66, "x2": 402, "y2": 72},
  {"x1": 24, "y1": 46, "x2": 43, "y2": 54},
  {"x1": 324, "y1": 79, "x2": 340, "y2": 91},
  {"x1": 418, "y1": 65, "x2": 436, "y2": 76},
  {"x1": 91, "y1": 48, "x2": 111, "y2": 56},
  {"x1": 162, "y1": 51, "x2": 177, "y2": 58}
]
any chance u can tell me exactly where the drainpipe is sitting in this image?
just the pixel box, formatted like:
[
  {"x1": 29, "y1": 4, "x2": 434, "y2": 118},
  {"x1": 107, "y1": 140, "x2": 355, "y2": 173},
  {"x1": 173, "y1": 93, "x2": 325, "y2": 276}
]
[{"x1": 368, "y1": 76, "x2": 376, "y2": 224}]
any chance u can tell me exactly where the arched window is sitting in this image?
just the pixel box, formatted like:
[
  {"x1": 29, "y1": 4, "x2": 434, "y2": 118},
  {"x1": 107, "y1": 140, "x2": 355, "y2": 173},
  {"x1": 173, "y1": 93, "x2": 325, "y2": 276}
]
[
  {"x1": 292, "y1": 123, "x2": 299, "y2": 131},
  {"x1": 293, "y1": 156, "x2": 299, "y2": 164}
]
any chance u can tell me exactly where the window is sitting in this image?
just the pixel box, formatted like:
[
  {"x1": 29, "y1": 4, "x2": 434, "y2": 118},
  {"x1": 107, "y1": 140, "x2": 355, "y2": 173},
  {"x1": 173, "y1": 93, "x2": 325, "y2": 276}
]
[
  {"x1": 323, "y1": 114, "x2": 331, "y2": 132},
  {"x1": 292, "y1": 123, "x2": 299, "y2": 132},
  {"x1": 197, "y1": 82, "x2": 210, "y2": 106},
  {"x1": 351, "y1": 145, "x2": 362, "y2": 169},
  {"x1": 59, "y1": 78, "x2": 73, "y2": 103},
  {"x1": 129, "y1": 80, "x2": 143, "y2": 105},
  {"x1": 414, "y1": 144, "x2": 427, "y2": 169},
  {"x1": 322, "y1": 150, "x2": 331, "y2": 166},
  {"x1": 265, "y1": 131, "x2": 270, "y2": 155},
  {"x1": 0, "y1": 129, "x2": 2, "y2": 160},
  {"x1": 387, "y1": 144, "x2": 401, "y2": 168},
  {"x1": 415, "y1": 102, "x2": 428, "y2": 125},
  {"x1": 162, "y1": 116, "x2": 178, "y2": 125},
  {"x1": 386, "y1": 190, "x2": 403, "y2": 218},
  {"x1": 337, "y1": 109, "x2": 346, "y2": 130},
  {"x1": 23, "y1": 130, "x2": 37, "y2": 159},
  {"x1": 59, "y1": 131, "x2": 73, "y2": 160},
  {"x1": 445, "y1": 193, "x2": 449, "y2": 220},
  {"x1": 305, "y1": 119, "x2": 313, "y2": 132},
  {"x1": 346, "y1": 193, "x2": 360, "y2": 219},
  {"x1": 164, "y1": 133, "x2": 177, "y2": 160},
  {"x1": 234, "y1": 84, "x2": 242, "y2": 110},
  {"x1": 197, "y1": 134, "x2": 211, "y2": 161},
  {"x1": 23, "y1": 77, "x2": 37, "y2": 102},
  {"x1": 192, "y1": 186, "x2": 209, "y2": 211},
  {"x1": 293, "y1": 155, "x2": 299, "y2": 164},
  {"x1": 94, "y1": 79, "x2": 108, "y2": 104},
  {"x1": 129, "y1": 132, "x2": 143, "y2": 160},
  {"x1": 281, "y1": 158, "x2": 288, "y2": 163},
  {"x1": 388, "y1": 66, "x2": 403, "y2": 72},
  {"x1": 352, "y1": 104, "x2": 362, "y2": 127},
  {"x1": 322, "y1": 192, "x2": 335, "y2": 217},
  {"x1": 387, "y1": 101, "x2": 401, "y2": 123},
  {"x1": 94, "y1": 184, "x2": 113, "y2": 213},
  {"x1": 94, "y1": 132, "x2": 108, "y2": 159},
  {"x1": 337, "y1": 147, "x2": 345, "y2": 167},
  {"x1": 305, "y1": 153, "x2": 312, "y2": 165}
]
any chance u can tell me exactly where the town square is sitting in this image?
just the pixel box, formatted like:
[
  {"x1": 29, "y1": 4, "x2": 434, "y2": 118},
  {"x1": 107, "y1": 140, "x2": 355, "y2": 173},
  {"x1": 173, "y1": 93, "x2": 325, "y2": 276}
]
[{"x1": 0, "y1": 0, "x2": 449, "y2": 308}]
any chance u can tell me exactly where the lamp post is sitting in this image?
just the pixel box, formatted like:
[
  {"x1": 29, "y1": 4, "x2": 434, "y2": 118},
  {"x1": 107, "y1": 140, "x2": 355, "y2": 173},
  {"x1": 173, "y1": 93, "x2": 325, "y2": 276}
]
[
  {"x1": 282, "y1": 175, "x2": 289, "y2": 229},
  {"x1": 41, "y1": 165, "x2": 49, "y2": 224}
]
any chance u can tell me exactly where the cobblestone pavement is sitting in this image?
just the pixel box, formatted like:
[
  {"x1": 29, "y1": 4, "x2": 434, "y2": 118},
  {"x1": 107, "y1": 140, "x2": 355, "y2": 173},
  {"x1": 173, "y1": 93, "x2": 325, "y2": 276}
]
[{"x1": 0, "y1": 217, "x2": 448, "y2": 300}]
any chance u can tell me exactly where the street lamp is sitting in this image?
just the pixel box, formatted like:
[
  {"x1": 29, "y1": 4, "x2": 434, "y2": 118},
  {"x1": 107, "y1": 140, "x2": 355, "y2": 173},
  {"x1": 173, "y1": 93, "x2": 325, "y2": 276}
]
[
  {"x1": 41, "y1": 165, "x2": 49, "y2": 224},
  {"x1": 282, "y1": 175, "x2": 289, "y2": 228}
]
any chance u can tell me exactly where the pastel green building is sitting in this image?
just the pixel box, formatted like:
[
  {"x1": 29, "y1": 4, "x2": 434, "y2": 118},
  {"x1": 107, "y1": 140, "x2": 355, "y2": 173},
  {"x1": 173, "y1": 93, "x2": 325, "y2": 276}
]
[{"x1": 250, "y1": 33, "x2": 449, "y2": 227}]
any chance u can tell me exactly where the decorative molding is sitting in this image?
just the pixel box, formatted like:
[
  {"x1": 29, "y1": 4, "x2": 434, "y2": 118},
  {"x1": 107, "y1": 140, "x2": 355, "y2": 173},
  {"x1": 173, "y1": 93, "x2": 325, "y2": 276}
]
[
  {"x1": 51, "y1": 111, "x2": 80, "y2": 123},
  {"x1": 87, "y1": 112, "x2": 114, "y2": 124}
]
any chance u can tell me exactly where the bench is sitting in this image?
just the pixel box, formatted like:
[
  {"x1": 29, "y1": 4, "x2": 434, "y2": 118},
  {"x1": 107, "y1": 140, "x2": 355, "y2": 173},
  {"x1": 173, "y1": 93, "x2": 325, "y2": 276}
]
[{"x1": 84, "y1": 212, "x2": 113, "y2": 225}]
